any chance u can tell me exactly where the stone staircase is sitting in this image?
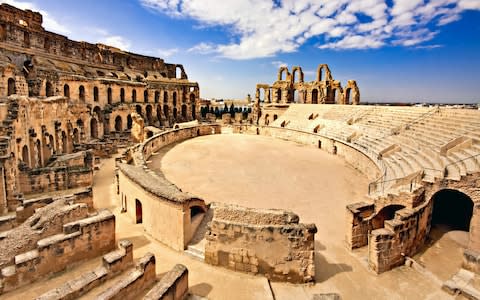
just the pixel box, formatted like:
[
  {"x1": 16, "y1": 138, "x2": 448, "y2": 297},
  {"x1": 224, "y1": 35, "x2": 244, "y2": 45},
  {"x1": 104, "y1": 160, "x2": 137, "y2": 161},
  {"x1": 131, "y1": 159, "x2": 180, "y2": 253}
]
[{"x1": 184, "y1": 208, "x2": 213, "y2": 261}]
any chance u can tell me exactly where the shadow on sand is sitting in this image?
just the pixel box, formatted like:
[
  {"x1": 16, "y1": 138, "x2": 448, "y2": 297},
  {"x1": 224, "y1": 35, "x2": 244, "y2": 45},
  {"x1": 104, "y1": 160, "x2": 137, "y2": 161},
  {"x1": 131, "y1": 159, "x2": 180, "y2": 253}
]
[{"x1": 314, "y1": 241, "x2": 352, "y2": 283}]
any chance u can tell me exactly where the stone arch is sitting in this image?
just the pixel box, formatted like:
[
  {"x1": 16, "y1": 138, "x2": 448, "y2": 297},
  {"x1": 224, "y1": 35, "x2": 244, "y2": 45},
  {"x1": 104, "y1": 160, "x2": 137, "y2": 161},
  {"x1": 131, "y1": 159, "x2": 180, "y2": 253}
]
[
  {"x1": 93, "y1": 86, "x2": 99, "y2": 102},
  {"x1": 146, "y1": 105, "x2": 153, "y2": 124},
  {"x1": 63, "y1": 84, "x2": 70, "y2": 98},
  {"x1": 120, "y1": 88, "x2": 125, "y2": 102},
  {"x1": 372, "y1": 205, "x2": 406, "y2": 230},
  {"x1": 173, "y1": 92, "x2": 177, "y2": 107},
  {"x1": 176, "y1": 66, "x2": 182, "y2": 79},
  {"x1": 154, "y1": 91, "x2": 160, "y2": 103},
  {"x1": 430, "y1": 189, "x2": 473, "y2": 232},
  {"x1": 277, "y1": 89, "x2": 282, "y2": 103},
  {"x1": 181, "y1": 104, "x2": 187, "y2": 119},
  {"x1": 7, "y1": 78, "x2": 15, "y2": 96},
  {"x1": 135, "y1": 199, "x2": 143, "y2": 224},
  {"x1": 144, "y1": 90, "x2": 149, "y2": 103},
  {"x1": 22, "y1": 145, "x2": 29, "y2": 167},
  {"x1": 79, "y1": 85, "x2": 85, "y2": 102},
  {"x1": 292, "y1": 66, "x2": 304, "y2": 83},
  {"x1": 90, "y1": 118, "x2": 98, "y2": 139},
  {"x1": 132, "y1": 89, "x2": 137, "y2": 102},
  {"x1": 115, "y1": 116, "x2": 123, "y2": 131},
  {"x1": 127, "y1": 114, "x2": 133, "y2": 129},
  {"x1": 190, "y1": 205, "x2": 206, "y2": 221},
  {"x1": 190, "y1": 93, "x2": 196, "y2": 119},
  {"x1": 312, "y1": 89, "x2": 318, "y2": 104},
  {"x1": 316, "y1": 64, "x2": 332, "y2": 81},
  {"x1": 107, "y1": 87, "x2": 112, "y2": 104},
  {"x1": 46, "y1": 81, "x2": 54, "y2": 97},
  {"x1": 278, "y1": 67, "x2": 289, "y2": 81},
  {"x1": 344, "y1": 80, "x2": 360, "y2": 105}
]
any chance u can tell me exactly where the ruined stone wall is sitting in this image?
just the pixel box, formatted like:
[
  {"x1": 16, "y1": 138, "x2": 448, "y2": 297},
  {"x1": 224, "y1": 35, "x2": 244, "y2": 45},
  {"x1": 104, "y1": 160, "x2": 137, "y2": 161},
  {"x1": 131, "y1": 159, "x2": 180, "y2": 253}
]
[
  {"x1": 204, "y1": 203, "x2": 317, "y2": 283},
  {"x1": 0, "y1": 209, "x2": 115, "y2": 294},
  {"x1": 144, "y1": 264, "x2": 189, "y2": 300}
]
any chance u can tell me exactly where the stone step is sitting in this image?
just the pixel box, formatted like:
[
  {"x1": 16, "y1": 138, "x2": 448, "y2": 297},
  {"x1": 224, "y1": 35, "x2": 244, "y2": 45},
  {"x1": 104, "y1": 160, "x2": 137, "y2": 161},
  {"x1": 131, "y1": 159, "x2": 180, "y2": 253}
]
[{"x1": 185, "y1": 244, "x2": 205, "y2": 261}]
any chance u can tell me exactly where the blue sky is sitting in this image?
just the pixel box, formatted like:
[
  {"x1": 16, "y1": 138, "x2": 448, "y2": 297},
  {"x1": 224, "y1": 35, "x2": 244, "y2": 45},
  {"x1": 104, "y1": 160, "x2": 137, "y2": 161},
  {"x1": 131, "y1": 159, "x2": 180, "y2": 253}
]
[{"x1": 3, "y1": 0, "x2": 480, "y2": 103}]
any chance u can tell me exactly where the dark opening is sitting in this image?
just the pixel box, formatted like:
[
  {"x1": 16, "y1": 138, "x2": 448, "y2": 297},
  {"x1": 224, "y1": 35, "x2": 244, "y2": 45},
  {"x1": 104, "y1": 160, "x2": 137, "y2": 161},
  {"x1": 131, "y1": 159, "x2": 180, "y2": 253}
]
[
  {"x1": 372, "y1": 205, "x2": 405, "y2": 229},
  {"x1": 431, "y1": 189, "x2": 473, "y2": 231},
  {"x1": 127, "y1": 115, "x2": 133, "y2": 129},
  {"x1": 115, "y1": 116, "x2": 123, "y2": 131},
  {"x1": 93, "y1": 86, "x2": 99, "y2": 102},
  {"x1": 312, "y1": 89, "x2": 318, "y2": 104},
  {"x1": 144, "y1": 90, "x2": 148, "y2": 102},
  {"x1": 135, "y1": 199, "x2": 143, "y2": 224},
  {"x1": 318, "y1": 140, "x2": 322, "y2": 148},
  {"x1": 120, "y1": 88, "x2": 125, "y2": 102},
  {"x1": 332, "y1": 145, "x2": 337, "y2": 155},
  {"x1": 132, "y1": 89, "x2": 137, "y2": 102},
  {"x1": 155, "y1": 91, "x2": 160, "y2": 103},
  {"x1": 181, "y1": 104, "x2": 187, "y2": 119},
  {"x1": 23, "y1": 31, "x2": 30, "y2": 47},
  {"x1": 190, "y1": 206, "x2": 204, "y2": 220},
  {"x1": 46, "y1": 81, "x2": 54, "y2": 97},
  {"x1": 7, "y1": 78, "x2": 15, "y2": 96},
  {"x1": 344, "y1": 88, "x2": 351, "y2": 105},
  {"x1": 107, "y1": 87, "x2": 112, "y2": 104},
  {"x1": 173, "y1": 107, "x2": 177, "y2": 119},
  {"x1": 136, "y1": 105, "x2": 142, "y2": 116},
  {"x1": 90, "y1": 118, "x2": 98, "y2": 139},
  {"x1": 64, "y1": 84, "x2": 70, "y2": 98},
  {"x1": 79, "y1": 85, "x2": 85, "y2": 101}
]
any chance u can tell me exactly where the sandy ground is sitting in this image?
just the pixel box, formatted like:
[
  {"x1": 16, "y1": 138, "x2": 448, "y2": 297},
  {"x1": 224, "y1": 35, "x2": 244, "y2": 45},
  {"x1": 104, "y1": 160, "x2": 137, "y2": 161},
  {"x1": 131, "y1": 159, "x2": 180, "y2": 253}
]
[{"x1": 2, "y1": 133, "x2": 466, "y2": 300}]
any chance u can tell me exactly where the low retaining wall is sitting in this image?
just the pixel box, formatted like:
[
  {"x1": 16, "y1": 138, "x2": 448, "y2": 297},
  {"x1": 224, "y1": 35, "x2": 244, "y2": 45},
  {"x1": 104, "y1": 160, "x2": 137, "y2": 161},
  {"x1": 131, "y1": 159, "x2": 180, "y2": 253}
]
[
  {"x1": 36, "y1": 240, "x2": 134, "y2": 300},
  {"x1": 96, "y1": 252, "x2": 156, "y2": 300},
  {"x1": 0, "y1": 209, "x2": 116, "y2": 293},
  {"x1": 205, "y1": 203, "x2": 317, "y2": 283},
  {"x1": 144, "y1": 264, "x2": 188, "y2": 300},
  {"x1": 117, "y1": 125, "x2": 218, "y2": 250}
]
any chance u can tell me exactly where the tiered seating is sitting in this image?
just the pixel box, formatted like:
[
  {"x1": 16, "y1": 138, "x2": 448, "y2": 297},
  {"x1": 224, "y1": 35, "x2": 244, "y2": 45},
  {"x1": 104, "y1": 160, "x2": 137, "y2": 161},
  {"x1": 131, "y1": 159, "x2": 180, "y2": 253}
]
[{"x1": 267, "y1": 104, "x2": 480, "y2": 196}]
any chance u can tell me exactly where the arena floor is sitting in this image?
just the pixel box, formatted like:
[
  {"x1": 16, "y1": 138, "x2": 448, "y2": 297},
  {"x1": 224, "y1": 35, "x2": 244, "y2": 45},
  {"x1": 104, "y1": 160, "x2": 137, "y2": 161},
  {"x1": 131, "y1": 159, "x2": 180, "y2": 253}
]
[{"x1": 146, "y1": 133, "x2": 462, "y2": 299}]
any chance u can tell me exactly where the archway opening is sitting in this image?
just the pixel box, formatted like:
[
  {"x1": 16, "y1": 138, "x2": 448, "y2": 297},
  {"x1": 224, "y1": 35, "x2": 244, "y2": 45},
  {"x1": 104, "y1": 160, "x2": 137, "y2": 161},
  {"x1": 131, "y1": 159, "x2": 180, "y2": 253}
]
[
  {"x1": 173, "y1": 107, "x2": 178, "y2": 119},
  {"x1": 115, "y1": 116, "x2": 123, "y2": 131},
  {"x1": 155, "y1": 91, "x2": 160, "y2": 103},
  {"x1": 127, "y1": 115, "x2": 133, "y2": 129},
  {"x1": 144, "y1": 90, "x2": 149, "y2": 103},
  {"x1": 372, "y1": 205, "x2": 405, "y2": 229},
  {"x1": 293, "y1": 89, "x2": 299, "y2": 103},
  {"x1": 312, "y1": 89, "x2": 318, "y2": 104},
  {"x1": 181, "y1": 104, "x2": 187, "y2": 119},
  {"x1": 64, "y1": 84, "x2": 70, "y2": 98},
  {"x1": 431, "y1": 189, "x2": 473, "y2": 232},
  {"x1": 107, "y1": 87, "x2": 112, "y2": 104},
  {"x1": 136, "y1": 105, "x2": 142, "y2": 116},
  {"x1": 146, "y1": 105, "x2": 153, "y2": 124},
  {"x1": 176, "y1": 66, "x2": 182, "y2": 79},
  {"x1": 344, "y1": 88, "x2": 351, "y2": 105},
  {"x1": 132, "y1": 89, "x2": 137, "y2": 102},
  {"x1": 93, "y1": 86, "x2": 99, "y2": 102},
  {"x1": 120, "y1": 88, "x2": 125, "y2": 103},
  {"x1": 79, "y1": 85, "x2": 85, "y2": 102},
  {"x1": 46, "y1": 81, "x2": 54, "y2": 97},
  {"x1": 135, "y1": 199, "x2": 143, "y2": 224},
  {"x1": 22, "y1": 145, "x2": 29, "y2": 167},
  {"x1": 7, "y1": 78, "x2": 16, "y2": 96},
  {"x1": 277, "y1": 89, "x2": 282, "y2": 102},
  {"x1": 90, "y1": 118, "x2": 98, "y2": 139},
  {"x1": 190, "y1": 205, "x2": 205, "y2": 222}
]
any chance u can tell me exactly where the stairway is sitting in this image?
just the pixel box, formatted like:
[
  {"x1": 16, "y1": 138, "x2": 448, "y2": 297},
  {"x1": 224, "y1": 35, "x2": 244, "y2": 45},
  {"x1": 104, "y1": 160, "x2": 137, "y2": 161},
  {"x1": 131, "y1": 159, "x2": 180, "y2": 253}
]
[{"x1": 184, "y1": 208, "x2": 213, "y2": 261}]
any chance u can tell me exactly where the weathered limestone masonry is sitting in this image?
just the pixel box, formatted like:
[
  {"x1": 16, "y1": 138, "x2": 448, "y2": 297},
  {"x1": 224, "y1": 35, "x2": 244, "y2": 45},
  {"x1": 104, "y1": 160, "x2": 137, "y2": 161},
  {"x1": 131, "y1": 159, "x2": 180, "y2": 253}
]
[
  {"x1": 117, "y1": 125, "x2": 219, "y2": 250},
  {"x1": 205, "y1": 203, "x2": 317, "y2": 283},
  {"x1": 255, "y1": 64, "x2": 360, "y2": 126},
  {"x1": 0, "y1": 209, "x2": 115, "y2": 294},
  {"x1": 36, "y1": 239, "x2": 134, "y2": 300},
  {"x1": 0, "y1": 3, "x2": 201, "y2": 214},
  {"x1": 144, "y1": 264, "x2": 189, "y2": 300},
  {"x1": 233, "y1": 103, "x2": 480, "y2": 276}
]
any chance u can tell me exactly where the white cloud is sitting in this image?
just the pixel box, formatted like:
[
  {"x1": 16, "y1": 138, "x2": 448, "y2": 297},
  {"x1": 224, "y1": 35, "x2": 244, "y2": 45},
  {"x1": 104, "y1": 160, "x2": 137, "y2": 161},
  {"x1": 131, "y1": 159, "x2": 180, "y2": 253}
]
[
  {"x1": 157, "y1": 47, "x2": 178, "y2": 57},
  {"x1": 101, "y1": 35, "x2": 131, "y2": 51},
  {"x1": 136, "y1": 0, "x2": 480, "y2": 59},
  {"x1": 271, "y1": 60, "x2": 288, "y2": 68},
  {"x1": 1, "y1": 0, "x2": 70, "y2": 34}
]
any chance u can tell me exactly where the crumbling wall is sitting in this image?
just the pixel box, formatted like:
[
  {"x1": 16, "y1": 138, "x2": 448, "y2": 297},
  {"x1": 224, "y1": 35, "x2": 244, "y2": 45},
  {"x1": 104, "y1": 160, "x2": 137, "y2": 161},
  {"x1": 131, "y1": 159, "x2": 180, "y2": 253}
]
[
  {"x1": 204, "y1": 203, "x2": 317, "y2": 283},
  {"x1": 17, "y1": 167, "x2": 92, "y2": 195},
  {"x1": 144, "y1": 264, "x2": 188, "y2": 300},
  {"x1": 0, "y1": 209, "x2": 115, "y2": 293}
]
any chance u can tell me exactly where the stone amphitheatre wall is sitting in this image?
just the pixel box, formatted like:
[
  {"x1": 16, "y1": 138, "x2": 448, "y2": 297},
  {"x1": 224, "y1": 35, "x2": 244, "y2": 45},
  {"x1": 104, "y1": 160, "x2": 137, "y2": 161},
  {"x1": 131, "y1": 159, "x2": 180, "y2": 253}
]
[
  {"x1": 117, "y1": 125, "x2": 219, "y2": 250},
  {"x1": 0, "y1": 209, "x2": 115, "y2": 294},
  {"x1": 205, "y1": 203, "x2": 317, "y2": 283}
]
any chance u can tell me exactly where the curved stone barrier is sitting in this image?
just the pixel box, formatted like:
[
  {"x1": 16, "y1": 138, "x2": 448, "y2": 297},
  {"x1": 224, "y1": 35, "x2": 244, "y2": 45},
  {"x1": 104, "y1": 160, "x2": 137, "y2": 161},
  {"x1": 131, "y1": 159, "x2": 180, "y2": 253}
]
[{"x1": 117, "y1": 125, "x2": 220, "y2": 251}]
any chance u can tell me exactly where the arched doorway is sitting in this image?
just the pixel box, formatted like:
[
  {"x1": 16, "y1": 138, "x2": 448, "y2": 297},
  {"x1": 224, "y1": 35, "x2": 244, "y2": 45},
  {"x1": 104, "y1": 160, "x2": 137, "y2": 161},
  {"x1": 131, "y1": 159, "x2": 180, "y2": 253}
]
[
  {"x1": 135, "y1": 105, "x2": 142, "y2": 116},
  {"x1": 181, "y1": 104, "x2": 187, "y2": 119},
  {"x1": 64, "y1": 84, "x2": 70, "y2": 98},
  {"x1": 146, "y1": 105, "x2": 153, "y2": 124},
  {"x1": 312, "y1": 89, "x2": 318, "y2": 104},
  {"x1": 371, "y1": 205, "x2": 406, "y2": 229},
  {"x1": 173, "y1": 107, "x2": 178, "y2": 119},
  {"x1": 79, "y1": 85, "x2": 85, "y2": 102},
  {"x1": 120, "y1": 88, "x2": 125, "y2": 103},
  {"x1": 132, "y1": 89, "x2": 137, "y2": 102},
  {"x1": 7, "y1": 78, "x2": 16, "y2": 96},
  {"x1": 115, "y1": 116, "x2": 123, "y2": 131},
  {"x1": 127, "y1": 114, "x2": 133, "y2": 129},
  {"x1": 107, "y1": 87, "x2": 112, "y2": 104},
  {"x1": 46, "y1": 81, "x2": 54, "y2": 97},
  {"x1": 90, "y1": 118, "x2": 98, "y2": 139},
  {"x1": 22, "y1": 145, "x2": 29, "y2": 167},
  {"x1": 431, "y1": 189, "x2": 473, "y2": 232},
  {"x1": 190, "y1": 205, "x2": 205, "y2": 222},
  {"x1": 135, "y1": 199, "x2": 143, "y2": 223},
  {"x1": 93, "y1": 86, "x2": 99, "y2": 102}
]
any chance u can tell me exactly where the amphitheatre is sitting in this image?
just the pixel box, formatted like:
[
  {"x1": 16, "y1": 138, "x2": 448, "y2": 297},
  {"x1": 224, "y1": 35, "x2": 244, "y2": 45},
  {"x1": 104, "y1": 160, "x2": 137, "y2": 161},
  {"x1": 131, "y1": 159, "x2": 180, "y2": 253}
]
[{"x1": 0, "y1": 3, "x2": 479, "y2": 300}]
